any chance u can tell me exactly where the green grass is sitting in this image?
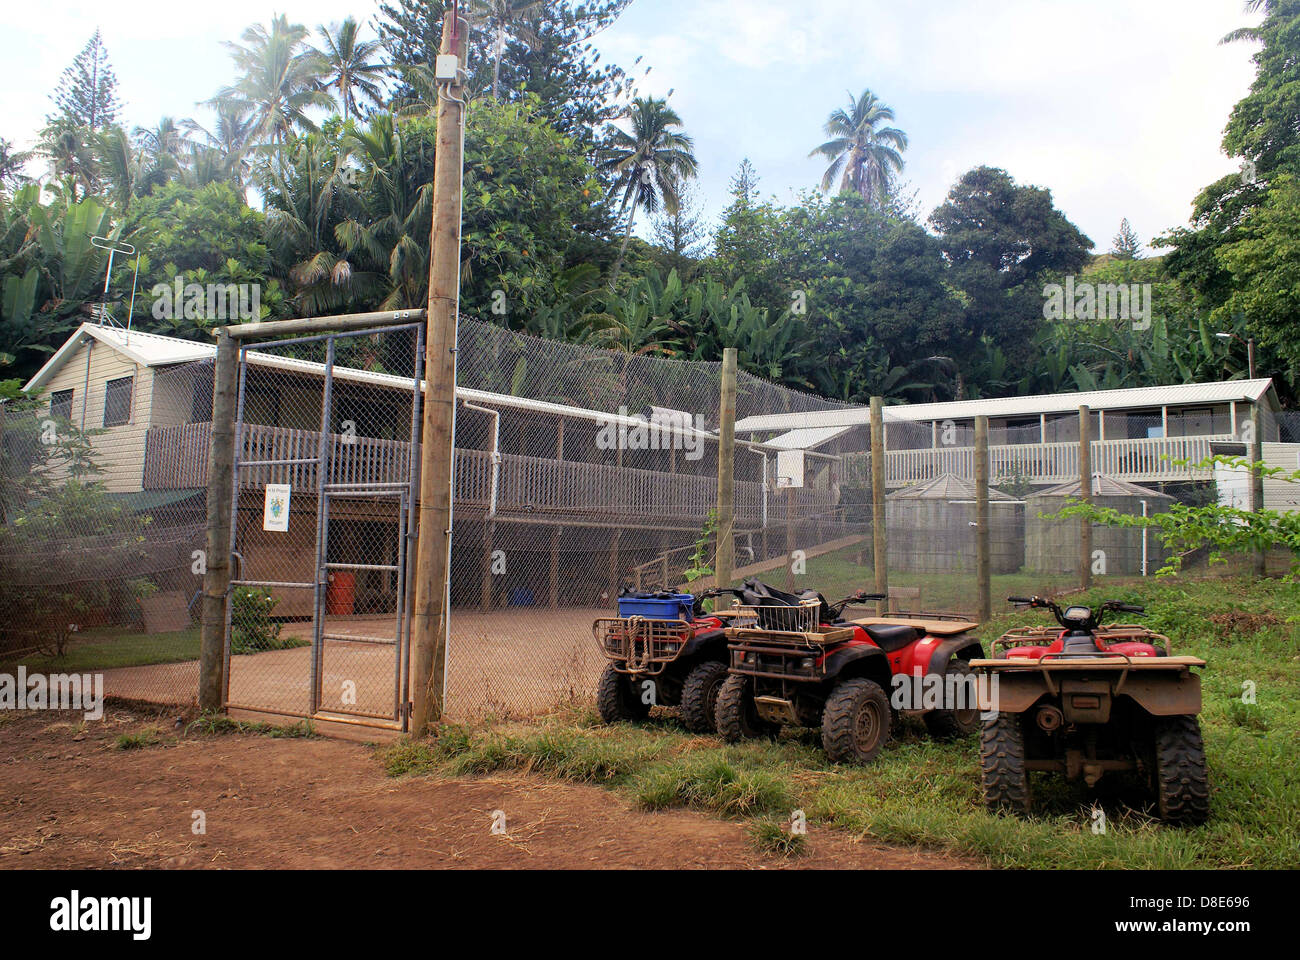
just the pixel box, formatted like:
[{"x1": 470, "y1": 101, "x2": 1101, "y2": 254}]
[
  {"x1": 115, "y1": 728, "x2": 162, "y2": 750},
  {"x1": 384, "y1": 575, "x2": 1300, "y2": 870},
  {"x1": 748, "y1": 818, "x2": 809, "y2": 858},
  {"x1": 184, "y1": 712, "x2": 317, "y2": 739},
  {"x1": 1, "y1": 626, "x2": 201, "y2": 673}
]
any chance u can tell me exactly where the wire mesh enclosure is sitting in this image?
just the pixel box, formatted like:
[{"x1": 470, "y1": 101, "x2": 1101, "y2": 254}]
[{"x1": 3, "y1": 314, "x2": 1288, "y2": 727}]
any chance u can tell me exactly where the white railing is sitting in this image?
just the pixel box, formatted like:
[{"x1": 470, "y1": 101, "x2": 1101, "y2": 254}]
[{"x1": 884, "y1": 435, "x2": 1231, "y2": 488}]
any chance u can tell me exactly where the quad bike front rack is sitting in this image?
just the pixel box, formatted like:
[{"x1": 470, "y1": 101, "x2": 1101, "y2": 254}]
[{"x1": 592, "y1": 616, "x2": 694, "y2": 674}]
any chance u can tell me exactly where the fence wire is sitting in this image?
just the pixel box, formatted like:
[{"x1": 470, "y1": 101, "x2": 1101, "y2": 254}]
[{"x1": 1, "y1": 316, "x2": 1291, "y2": 725}]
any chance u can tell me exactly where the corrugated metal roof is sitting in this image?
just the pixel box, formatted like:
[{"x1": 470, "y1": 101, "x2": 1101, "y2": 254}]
[
  {"x1": 887, "y1": 474, "x2": 1019, "y2": 501},
  {"x1": 735, "y1": 380, "x2": 1278, "y2": 436},
  {"x1": 1030, "y1": 474, "x2": 1174, "y2": 500},
  {"x1": 762, "y1": 425, "x2": 853, "y2": 450},
  {"x1": 23, "y1": 323, "x2": 733, "y2": 444}
]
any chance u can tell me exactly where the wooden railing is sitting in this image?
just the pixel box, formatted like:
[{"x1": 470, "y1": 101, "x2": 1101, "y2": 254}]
[
  {"x1": 143, "y1": 422, "x2": 817, "y2": 523},
  {"x1": 878, "y1": 435, "x2": 1231, "y2": 488},
  {"x1": 143, "y1": 421, "x2": 411, "y2": 491}
]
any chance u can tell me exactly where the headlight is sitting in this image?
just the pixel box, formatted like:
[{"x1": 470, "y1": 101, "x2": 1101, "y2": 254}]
[{"x1": 799, "y1": 658, "x2": 815, "y2": 669}]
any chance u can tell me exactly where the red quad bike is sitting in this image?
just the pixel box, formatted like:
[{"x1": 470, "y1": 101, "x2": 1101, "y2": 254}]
[
  {"x1": 971, "y1": 596, "x2": 1209, "y2": 825},
  {"x1": 716, "y1": 579, "x2": 985, "y2": 764},
  {"x1": 592, "y1": 588, "x2": 754, "y2": 732}
]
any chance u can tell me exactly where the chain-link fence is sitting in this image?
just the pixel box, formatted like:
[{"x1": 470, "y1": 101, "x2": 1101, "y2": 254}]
[{"x1": 3, "y1": 316, "x2": 1293, "y2": 726}]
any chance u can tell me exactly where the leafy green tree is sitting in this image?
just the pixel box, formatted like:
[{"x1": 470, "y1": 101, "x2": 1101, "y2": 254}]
[
  {"x1": 182, "y1": 104, "x2": 258, "y2": 189},
  {"x1": 780, "y1": 193, "x2": 965, "y2": 400},
  {"x1": 1215, "y1": 174, "x2": 1300, "y2": 382},
  {"x1": 1161, "y1": 1, "x2": 1298, "y2": 310},
  {"x1": 599, "y1": 97, "x2": 698, "y2": 288},
  {"x1": 930, "y1": 165, "x2": 1092, "y2": 365},
  {"x1": 119, "y1": 181, "x2": 280, "y2": 337},
  {"x1": 0, "y1": 186, "x2": 116, "y2": 379},
  {"x1": 809, "y1": 88, "x2": 907, "y2": 205}
]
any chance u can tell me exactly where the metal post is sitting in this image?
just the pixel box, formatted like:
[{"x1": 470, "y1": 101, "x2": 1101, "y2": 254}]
[
  {"x1": 1079, "y1": 405, "x2": 1093, "y2": 590},
  {"x1": 1251, "y1": 401, "x2": 1266, "y2": 575},
  {"x1": 715, "y1": 347, "x2": 737, "y2": 590},
  {"x1": 199, "y1": 329, "x2": 238, "y2": 711},
  {"x1": 870, "y1": 397, "x2": 888, "y2": 616},
  {"x1": 975, "y1": 415, "x2": 991, "y2": 622},
  {"x1": 410, "y1": 8, "x2": 469, "y2": 736}
]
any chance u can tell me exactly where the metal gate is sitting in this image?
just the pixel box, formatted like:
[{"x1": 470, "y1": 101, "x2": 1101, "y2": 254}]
[{"x1": 222, "y1": 322, "x2": 424, "y2": 730}]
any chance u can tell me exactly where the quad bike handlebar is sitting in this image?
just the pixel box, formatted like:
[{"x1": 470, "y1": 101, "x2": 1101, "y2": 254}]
[{"x1": 1007, "y1": 595, "x2": 1145, "y2": 631}]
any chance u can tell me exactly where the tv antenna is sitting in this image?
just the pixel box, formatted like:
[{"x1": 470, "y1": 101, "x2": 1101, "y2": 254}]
[{"x1": 90, "y1": 235, "x2": 141, "y2": 344}]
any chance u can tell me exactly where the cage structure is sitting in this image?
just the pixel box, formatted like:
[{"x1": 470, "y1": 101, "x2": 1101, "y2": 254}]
[
  {"x1": 884, "y1": 474, "x2": 1025, "y2": 575},
  {"x1": 1026, "y1": 474, "x2": 1173, "y2": 576}
]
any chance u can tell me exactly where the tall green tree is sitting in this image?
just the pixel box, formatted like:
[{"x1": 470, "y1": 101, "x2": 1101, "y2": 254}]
[
  {"x1": 1111, "y1": 218, "x2": 1143, "y2": 259},
  {"x1": 214, "y1": 15, "x2": 333, "y2": 149},
  {"x1": 315, "y1": 18, "x2": 389, "y2": 120},
  {"x1": 599, "y1": 97, "x2": 698, "y2": 288},
  {"x1": 930, "y1": 165, "x2": 1092, "y2": 363},
  {"x1": 809, "y1": 88, "x2": 907, "y2": 206},
  {"x1": 47, "y1": 29, "x2": 122, "y2": 131}
]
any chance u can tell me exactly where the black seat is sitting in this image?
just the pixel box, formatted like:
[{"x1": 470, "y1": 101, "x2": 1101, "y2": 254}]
[{"x1": 863, "y1": 623, "x2": 920, "y2": 652}]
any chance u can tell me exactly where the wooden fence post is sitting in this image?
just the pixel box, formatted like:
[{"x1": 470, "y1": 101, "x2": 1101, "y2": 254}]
[
  {"x1": 1079, "y1": 405, "x2": 1093, "y2": 590},
  {"x1": 870, "y1": 397, "x2": 888, "y2": 615},
  {"x1": 199, "y1": 328, "x2": 238, "y2": 712},
  {"x1": 715, "y1": 348, "x2": 737, "y2": 590},
  {"x1": 975, "y1": 415, "x2": 991, "y2": 622}
]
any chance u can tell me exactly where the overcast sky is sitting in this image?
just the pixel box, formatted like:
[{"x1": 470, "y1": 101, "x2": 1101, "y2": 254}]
[{"x1": 2, "y1": 0, "x2": 1264, "y2": 253}]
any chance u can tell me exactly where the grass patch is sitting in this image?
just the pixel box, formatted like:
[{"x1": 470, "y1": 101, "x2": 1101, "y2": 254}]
[
  {"x1": 1, "y1": 626, "x2": 201, "y2": 673},
  {"x1": 184, "y1": 712, "x2": 317, "y2": 739},
  {"x1": 748, "y1": 819, "x2": 809, "y2": 858},
  {"x1": 385, "y1": 575, "x2": 1300, "y2": 870},
  {"x1": 115, "y1": 728, "x2": 162, "y2": 750}
]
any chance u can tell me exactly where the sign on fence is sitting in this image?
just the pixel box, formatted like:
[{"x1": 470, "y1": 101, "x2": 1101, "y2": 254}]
[{"x1": 262, "y1": 483, "x2": 291, "y2": 532}]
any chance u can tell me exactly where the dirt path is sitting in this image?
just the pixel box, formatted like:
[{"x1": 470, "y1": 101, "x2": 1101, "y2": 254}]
[{"x1": 0, "y1": 710, "x2": 972, "y2": 870}]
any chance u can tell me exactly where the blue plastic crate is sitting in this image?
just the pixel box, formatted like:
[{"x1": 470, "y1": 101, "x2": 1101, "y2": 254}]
[{"x1": 617, "y1": 593, "x2": 694, "y2": 622}]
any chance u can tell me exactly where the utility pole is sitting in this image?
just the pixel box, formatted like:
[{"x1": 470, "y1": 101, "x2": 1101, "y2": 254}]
[
  {"x1": 715, "y1": 348, "x2": 737, "y2": 590},
  {"x1": 410, "y1": 4, "x2": 469, "y2": 737}
]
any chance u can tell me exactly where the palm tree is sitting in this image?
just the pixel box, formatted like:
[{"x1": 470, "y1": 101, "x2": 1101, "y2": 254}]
[
  {"x1": 213, "y1": 15, "x2": 333, "y2": 151},
  {"x1": 37, "y1": 119, "x2": 98, "y2": 201},
  {"x1": 1221, "y1": 0, "x2": 1271, "y2": 44},
  {"x1": 132, "y1": 117, "x2": 187, "y2": 192},
  {"x1": 472, "y1": 0, "x2": 544, "y2": 99},
  {"x1": 182, "y1": 103, "x2": 257, "y2": 188},
  {"x1": 810, "y1": 88, "x2": 907, "y2": 205},
  {"x1": 599, "y1": 97, "x2": 698, "y2": 288},
  {"x1": 314, "y1": 18, "x2": 388, "y2": 121}
]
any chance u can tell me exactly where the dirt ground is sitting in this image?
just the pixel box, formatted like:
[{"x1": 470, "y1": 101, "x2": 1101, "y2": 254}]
[
  {"x1": 99, "y1": 607, "x2": 611, "y2": 721},
  {"x1": 0, "y1": 708, "x2": 971, "y2": 870}
]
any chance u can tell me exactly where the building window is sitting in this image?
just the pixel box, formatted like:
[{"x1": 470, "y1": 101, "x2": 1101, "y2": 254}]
[
  {"x1": 104, "y1": 376, "x2": 134, "y2": 427},
  {"x1": 49, "y1": 389, "x2": 73, "y2": 422}
]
